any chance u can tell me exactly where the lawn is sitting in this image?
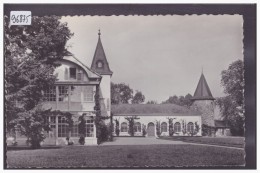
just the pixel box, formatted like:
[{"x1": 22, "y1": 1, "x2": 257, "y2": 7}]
[
  {"x1": 6, "y1": 145, "x2": 245, "y2": 168},
  {"x1": 159, "y1": 136, "x2": 245, "y2": 148}
]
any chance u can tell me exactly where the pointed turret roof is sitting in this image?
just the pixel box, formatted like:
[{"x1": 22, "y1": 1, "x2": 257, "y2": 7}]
[
  {"x1": 90, "y1": 30, "x2": 113, "y2": 75},
  {"x1": 191, "y1": 72, "x2": 215, "y2": 100}
]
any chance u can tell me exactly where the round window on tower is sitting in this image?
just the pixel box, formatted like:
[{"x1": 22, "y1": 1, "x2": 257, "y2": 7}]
[{"x1": 97, "y1": 61, "x2": 103, "y2": 68}]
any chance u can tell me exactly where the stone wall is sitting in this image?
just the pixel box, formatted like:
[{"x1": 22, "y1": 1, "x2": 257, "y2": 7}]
[{"x1": 192, "y1": 100, "x2": 215, "y2": 127}]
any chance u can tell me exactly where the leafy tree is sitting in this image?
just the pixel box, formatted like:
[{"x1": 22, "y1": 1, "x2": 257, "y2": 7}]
[
  {"x1": 111, "y1": 83, "x2": 133, "y2": 104},
  {"x1": 182, "y1": 120, "x2": 187, "y2": 135},
  {"x1": 94, "y1": 85, "x2": 110, "y2": 144},
  {"x1": 183, "y1": 94, "x2": 193, "y2": 107},
  {"x1": 156, "y1": 121, "x2": 161, "y2": 137},
  {"x1": 162, "y1": 94, "x2": 192, "y2": 107},
  {"x1": 217, "y1": 60, "x2": 244, "y2": 136},
  {"x1": 114, "y1": 119, "x2": 120, "y2": 136},
  {"x1": 5, "y1": 15, "x2": 73, "y2": 148},
  {"x1": 221, "y1": 60, "x2": 244, "y2": 106},
  {"x1": 167, "y1": 118, "x2": 175, "y2": 136},
  {"x1": 146, "y1": 100, "x2": 158, "y2": 104},
  {"x1": 132, "y1": 90, "x2": 145, "y2": 104},
  {"x1": 78, "y1": 114, "x2": 87, "y2": 145},
  {"x1": 162, "y1": 95, "x2": 179, "y2": 104}
]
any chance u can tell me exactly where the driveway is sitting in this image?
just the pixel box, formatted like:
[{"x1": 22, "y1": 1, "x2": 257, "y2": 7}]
[{"x1": 101, "y1": 137, "x2": 185, "y2": 145}]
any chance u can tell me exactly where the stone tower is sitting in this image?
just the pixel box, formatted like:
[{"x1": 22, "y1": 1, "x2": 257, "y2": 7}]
[
  {"x1": 91, "y1": 30, "x2": 113, "y2": 117},
  {"x1": 191, "y1": 72, "x2": 215, "y2": 128}
]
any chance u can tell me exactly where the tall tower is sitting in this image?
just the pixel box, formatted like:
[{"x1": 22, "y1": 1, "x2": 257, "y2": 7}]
[
  {"x1": 191, "y1": 72, "x2": 215, "y2": 128},
  {"x1": 91, "y1": 30, "x2": 113, "y2": 117}
]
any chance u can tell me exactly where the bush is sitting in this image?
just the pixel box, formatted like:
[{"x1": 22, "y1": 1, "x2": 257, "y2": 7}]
[
  {"x1": 66, "y1": 137, "x2": 74, "y2": 145},
  {"x1": 114, "y1": 119, "x2": 120, "y2": 136},
  {"x1": 97, "y1": 122, "x2": 110, "y2": 144},
  {"x1": 78, "y1": 136, "x2": 85, "y2": 145},
  {"x1": 202, "y1": 124, "x2": 216, "y2": 136},
  {"x1": 156, "y1": 121, "x2": 161, "y2": 137},
  {"x1": 168, "y1": 118, "x2": 174, "y2": 136},
  {"x1": 142, "y1": 124, "x2": 147, "y2": 136}
]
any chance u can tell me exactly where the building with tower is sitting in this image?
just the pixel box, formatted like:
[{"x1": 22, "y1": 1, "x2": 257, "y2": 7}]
[
  {"x1": 111, "y1": 72, "x2": 230, "y2": 138},
  {"x1": 8, "y1": 30, "x2": 230, "y2": 146}
]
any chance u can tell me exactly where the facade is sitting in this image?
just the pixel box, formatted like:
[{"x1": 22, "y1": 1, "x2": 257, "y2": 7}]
[
  {"x1": 112, "y1": 104, "x2": 202, "y2": 137},
  {"x1": 111, "y1": 73, "x2": 230, "y2": 137},
  {"x1": 8, "y1": 31, "x2": 112, "y2": 146},
  {"x1": 7, "y1": 31, "x2": 230, "y2": 146}
]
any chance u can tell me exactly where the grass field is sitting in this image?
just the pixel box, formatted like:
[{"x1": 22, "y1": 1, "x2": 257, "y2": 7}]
[
  {"x1": 159, "y1": 136, "x2": 245, "y2": 148},
  {"x1": 6, "y1": 144, "x2": 245, "y2": 168}
]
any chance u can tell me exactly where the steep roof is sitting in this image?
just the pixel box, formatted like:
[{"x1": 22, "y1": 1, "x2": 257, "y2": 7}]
[
  {"x1": 112, "y1": 104, "x2": 201, "y2": 116},
  {"x1": 90, "y1": 31, "x2": 113, "y2": 75},
  {"x1": 191, "y1": 73, "x2": 215, "y2": 100}
]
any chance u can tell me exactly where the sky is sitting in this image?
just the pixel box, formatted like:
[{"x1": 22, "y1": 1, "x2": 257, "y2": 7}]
[{"x1": 60, "y1": 15, "x2": 243, "y2": 103}]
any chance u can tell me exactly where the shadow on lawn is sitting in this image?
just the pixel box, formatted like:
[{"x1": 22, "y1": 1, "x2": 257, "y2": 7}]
[
  {"x1": 7, "y1": 145, "x2": 62, "y2": 151},
  {"x1": 159, "y1": 136, "x2": 245, "y2": 148}
]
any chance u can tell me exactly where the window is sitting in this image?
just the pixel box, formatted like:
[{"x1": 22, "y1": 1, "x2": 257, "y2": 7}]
[
  {"x1": 71, "y1": 124, "x2": 79, "y2": 137},
  {"x1": 69, "y1": 67, "x2": 76, "y2": 79},
  {"x1": 134, "y1": 122, "x2": 141, "y2": 132},
  {"x1": 58, "y1": 117, "x2": 69, "y2": 137},
  {"x1": 44, "y1": 86, "x2": 56, "y2": 101},
  {"x1": 121, "y1": 122, "x2": 128, "y2": 132},
  {"x1": 107, "y1": 98, "x2": 110, "y2": 110},
  {"x1": 46, "y1": 116, "x2": 56, "y2": 138},
  {"x1": 97, "y1": 61, "x2": 103, "y2": 68},
  {"x1": 83, "y1": 86, "x2": 94, "y2": 102},
  {"x1": 64, "y1": 68, "x2": 69, "y2": 80},
  {"x1": 77, "y1": 70, "x2": 83, "y2": 81},
  {"x1": 58, "y1": 86, "x2": 69, "y2": 102},
  {"x1": 187, "y1": 122, "x2": 194, "y2": 133},
  {"x1": 174, "y1": 122, "x2": 181, "y2": 132},
  {"x1": 86, "y1": 116, "x2": 94, "y2": 137},
  {"x1": 161, "y1": 122, "x2": 167, "y2": 132}
]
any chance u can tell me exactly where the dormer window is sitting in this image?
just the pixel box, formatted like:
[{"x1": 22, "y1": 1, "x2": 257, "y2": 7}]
[
  {"x1": 77, "y1": 69, "x2": 83, "y2": 81},
  {"x1": 69, "y1": 67, "x2": 76, "y2": 80},
  {"x1": 97, "y1": 61, "x2": 103, "y2": 68}
]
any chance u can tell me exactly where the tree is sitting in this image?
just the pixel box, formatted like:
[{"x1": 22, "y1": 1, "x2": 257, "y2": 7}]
[
  {"x1": 78, "y1": 114, "x2": 87, "y2": 145},
  {"x1": 5, "y1": 15, "x2": 73, "y2": 148},
  {"x1": 146, "y1": 100, "x2": 157, "y2": 104},
  {"x1": 162, "y1": 93, "x2": 192, "y2": 107},
  {"x1": 114, "y1": 119, "x2": 120, "y2": 136},
  {"x1": 221, "y1": 60, "x2": 244, "y2": 106},
  {"x1": 156, "y1": 121, "x2": 161, "y2": 137},
  {"x1": 167, "y1": 118, "x2": 175, "y2": 136},
  {"x1": 111, "y1": 83, "x2": 133, "y2": 104},
  {"x1": 94, "y1": 85, "x2": 110, "y2": 144},
  {"x1": 162, "y1": 95, "x2": 179, "y2": 104},
  {"x1": 183, "y1": 94, "x2": 193, "y2": 107},
  {"x1": 217, "y1": 60, "x2": 244, "y2": 136},
  {"x1": 132, "y1": 90, "x2": 145, "y2": 104}
]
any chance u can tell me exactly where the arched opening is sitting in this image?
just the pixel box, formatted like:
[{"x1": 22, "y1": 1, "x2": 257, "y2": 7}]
[
  {"x1": 161, "y1": 122, "x2": 167, "y2": 132},
  {"x1": 174, "y1": 122, "x2": 181, "y2": 133},
  {"x1": 121, "y1": 122, "x2": 128, "y2": 132},
  {"x1": 147, "y1": 122, "x2": 155, "y2": 137},
  {"x1": 97, "y1": 60, "x2": 103, "y2": 68},
  {"x1": 134, "y1": 122, "x2": 141, "y2": 132},
  {"x1": 187, "y1": 122, "x2": 194, "y2": 133}
]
